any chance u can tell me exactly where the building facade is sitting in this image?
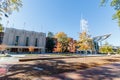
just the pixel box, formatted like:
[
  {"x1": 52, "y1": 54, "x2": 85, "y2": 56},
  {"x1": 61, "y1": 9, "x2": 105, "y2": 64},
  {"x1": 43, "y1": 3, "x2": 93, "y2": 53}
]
[{"x1": 0, "y1": 28, "x2": 46, "y2": 53}]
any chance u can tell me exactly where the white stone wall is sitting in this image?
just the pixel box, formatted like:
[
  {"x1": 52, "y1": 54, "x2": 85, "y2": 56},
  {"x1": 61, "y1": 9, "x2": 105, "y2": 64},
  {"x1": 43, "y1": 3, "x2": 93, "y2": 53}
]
[{"x1": 2, "y1": 28, "x2": 46, "y2": 50}]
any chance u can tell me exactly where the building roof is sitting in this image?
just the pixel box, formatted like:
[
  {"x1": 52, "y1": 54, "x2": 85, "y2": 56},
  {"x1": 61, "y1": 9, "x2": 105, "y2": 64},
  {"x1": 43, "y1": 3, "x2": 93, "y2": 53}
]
[
  {"x1": 6, "y1": 46, "x2": 45, "y2": 49},
  {"x1": 93, "y1": 34, "x2": 111, "y2": 42}
]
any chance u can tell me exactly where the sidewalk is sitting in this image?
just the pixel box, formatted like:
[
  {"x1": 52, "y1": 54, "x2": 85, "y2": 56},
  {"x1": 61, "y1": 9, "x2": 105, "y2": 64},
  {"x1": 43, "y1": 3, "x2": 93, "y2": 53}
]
[{"x1": 41, "y1": 62, "x2": 120, "y2": 80}]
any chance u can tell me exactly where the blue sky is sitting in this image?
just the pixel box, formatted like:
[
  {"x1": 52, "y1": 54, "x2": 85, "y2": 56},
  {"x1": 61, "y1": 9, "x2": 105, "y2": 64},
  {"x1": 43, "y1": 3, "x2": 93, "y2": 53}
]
[{"x1": 2, "y1": 0, "x2": 120, "y2": 46}]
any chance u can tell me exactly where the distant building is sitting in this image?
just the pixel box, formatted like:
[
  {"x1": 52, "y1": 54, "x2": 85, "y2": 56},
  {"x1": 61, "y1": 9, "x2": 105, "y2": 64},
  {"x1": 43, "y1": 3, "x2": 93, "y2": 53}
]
[{"x1": 0, "y1": 28, "x2": 46, "y2": 53}]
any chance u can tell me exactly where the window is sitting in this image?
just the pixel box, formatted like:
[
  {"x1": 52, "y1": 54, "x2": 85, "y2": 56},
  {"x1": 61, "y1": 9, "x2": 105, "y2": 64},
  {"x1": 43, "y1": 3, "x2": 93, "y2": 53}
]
[
  {"x1": 26, "y1": 37, "x2": 29, "y2": 46},
  {"x1": 0, "y1": 32, "x2": 4, "y2": 44},
  {"x1": 15, "y1": 36, "x2": 19, "y2": 45},
  {"x1": 0, "y1": 36, "x2": 3, "y2": 44},
  {"x1": 35, "y1": 38, "x2": 38, "y2": 47}
]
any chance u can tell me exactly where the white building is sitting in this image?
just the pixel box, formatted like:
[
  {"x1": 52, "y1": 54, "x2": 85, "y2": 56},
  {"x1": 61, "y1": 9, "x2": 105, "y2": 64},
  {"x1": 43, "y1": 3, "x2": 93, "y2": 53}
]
[{"x1": 0, "y1": 28, "x2": 46, "y2": 53}]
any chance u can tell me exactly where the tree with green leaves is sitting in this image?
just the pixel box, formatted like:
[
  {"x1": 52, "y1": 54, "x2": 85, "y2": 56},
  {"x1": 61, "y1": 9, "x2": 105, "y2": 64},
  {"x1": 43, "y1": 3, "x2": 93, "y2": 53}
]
[
  {"x1": 0, "y1": 0, "x2": 22, "y2": 28},
  {"x1": 46, "y1": 38, "x2": 55, "y2": 53},
  {"x1": 99, "y1": 42, "x2": 113, "y2": 55},
  {"x1": 0, "y1": 0, "x2": 22, "y2": 19},
  {"x1": 0, "y1": 24, "x2": 4, "y2": 32},
  {"x1": 101, "y1": 0, "x2": 120, "y2": 26},
  {"x1": 117, "y1": 48, "x2": 120, "y2": 54},
  {"x1": 46, "y1": 32, "x2": 55, "y2": 53},
  {"x1": 47, "y1": 32, "x2": 54, "y2": 38}
]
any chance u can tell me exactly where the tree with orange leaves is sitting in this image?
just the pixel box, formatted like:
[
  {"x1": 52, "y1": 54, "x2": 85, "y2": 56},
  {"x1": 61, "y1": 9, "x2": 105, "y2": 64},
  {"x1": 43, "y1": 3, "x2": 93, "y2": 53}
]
[
  {"x1": 54, "y1": 32, "x2": 68, "y2": 53},
  {"x1": 28, "y1": 46, "x2": 34, "y2": 54},
  {"x1": 56, "y1": 42, "x2": 62, "y2": 52},
  {"x1": 0, "y1": 44, "x2": 7, "y2": 51},
  {"x1": 67, "y1": 38, "x2": 77, "y2": 53},
  {"x1": 0, "y1": 44, "x2": 8, "y2": 55}
]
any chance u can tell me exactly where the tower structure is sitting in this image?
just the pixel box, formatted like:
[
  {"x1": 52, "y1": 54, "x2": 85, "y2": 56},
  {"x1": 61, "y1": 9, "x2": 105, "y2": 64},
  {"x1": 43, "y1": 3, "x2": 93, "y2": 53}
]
[
  {"x1": 78, "y1": 17, "x2": 92, "y2": 51},
  {"x1": 78, "y1": 16, "x2": 111, "y2": 54},
  {"x1": 80, "y1": 17, "x2": 89, "y2": 34}
]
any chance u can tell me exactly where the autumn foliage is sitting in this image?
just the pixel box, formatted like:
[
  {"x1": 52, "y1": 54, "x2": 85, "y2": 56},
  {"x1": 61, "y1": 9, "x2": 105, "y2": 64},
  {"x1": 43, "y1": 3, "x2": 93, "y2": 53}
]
[
  {"x1": 0, "y1": 44, "x2": 7, "y2": 51},
  {"x1": 53, "y1": 32, "x2": 76, "y2": 53},
  {"x1": 77, "y1": 32, "x2": 94, "y2": 51},
  {"x1": 28, "y1": 46, "x2": 34, "y2": 53},
  {"x1": 67, "y1": 38, "x2": 76, "y2": 53}
]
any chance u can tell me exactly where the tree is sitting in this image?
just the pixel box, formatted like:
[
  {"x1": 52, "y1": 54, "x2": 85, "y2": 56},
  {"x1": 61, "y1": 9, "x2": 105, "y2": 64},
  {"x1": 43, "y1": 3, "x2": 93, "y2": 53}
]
[
  {"x1": 46, "y1": 37, "x2": 55, "y2": 53},
  {"x1": 101, "y1": 0, "x2": 120, "y2": 26},
  {"x1": 0, "y1": 0, "x2": 22, "y2": 27},
  {"x1": 0, "y1": 0, "x2": 22, "y2": 19},
  {"x1": 67, "y1": 38, "x2": 77, "y2": 53},
  {"x1": 116, "y1": 48, "x2": 120, "y2": 54},
  {"x1": 77, "y1": 32, "x2": 94, "y2": 51},
  {"x1": 99, "y1": 42, "x2": 113, "y2": 55},
  {"x1": 54, "y1": 32, "x2": 68, "y2": 52},
  {"x1": 46, "y1": 32, "x2": 55, "y2": 53},
  {"x1": 0, "y1": 44, "x2": 7, "y2": 51},
  {"x1": 55, "y1": 42, "x2": 62, "y2": 53},
  {"x1": 0, "y1": 24, "x2": 4, "y2": 32},
  {"x1": 28, "y1": 46, "x2": 34, "y2": 54},
  {"x1": 47, "y1": 32, "x2": 54, "y2": 38}
]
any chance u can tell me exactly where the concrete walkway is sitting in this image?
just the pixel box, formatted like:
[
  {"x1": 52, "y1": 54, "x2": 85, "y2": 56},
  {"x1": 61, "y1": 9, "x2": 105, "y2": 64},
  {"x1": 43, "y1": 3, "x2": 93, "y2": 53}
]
[{"x1": 41, "y1": 62, "x2": 120, "y2": 80}]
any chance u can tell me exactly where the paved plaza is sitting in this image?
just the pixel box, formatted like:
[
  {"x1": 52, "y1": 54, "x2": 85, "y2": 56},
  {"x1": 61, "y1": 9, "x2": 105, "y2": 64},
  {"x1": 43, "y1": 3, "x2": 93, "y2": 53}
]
[
  {"x1": 0, "y1": 54, "x2": 120, "y2": 80},
  {"x1": 41, "y1": 62, "x2": 120, "y2": 80}
]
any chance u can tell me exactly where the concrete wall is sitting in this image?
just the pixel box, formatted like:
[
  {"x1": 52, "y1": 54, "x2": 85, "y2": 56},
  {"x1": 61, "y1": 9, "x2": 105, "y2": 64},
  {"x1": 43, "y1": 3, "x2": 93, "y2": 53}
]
[{"x1": 2, "y1": 28, "x2": 46, "y2": 52}]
